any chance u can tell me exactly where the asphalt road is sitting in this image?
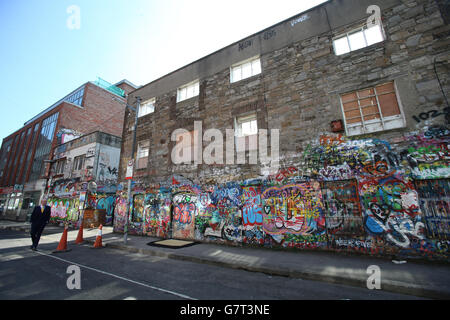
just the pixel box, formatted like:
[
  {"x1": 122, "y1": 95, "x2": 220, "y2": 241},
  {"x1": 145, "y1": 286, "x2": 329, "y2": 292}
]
[{"x1": 0, "y1": 229, "x2": 425, "y2": 301}]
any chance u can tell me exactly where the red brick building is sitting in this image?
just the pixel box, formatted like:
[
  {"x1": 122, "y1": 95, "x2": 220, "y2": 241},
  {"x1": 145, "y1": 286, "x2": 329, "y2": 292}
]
[{"x1": 0, "y1": 78, "x2": 138, "y2": 221}]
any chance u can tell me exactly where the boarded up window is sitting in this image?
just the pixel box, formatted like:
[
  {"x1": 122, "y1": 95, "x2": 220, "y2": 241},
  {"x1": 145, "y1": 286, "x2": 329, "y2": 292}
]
[{"x1": 340, "y1": 82, "x2": 404, "y2": 136}]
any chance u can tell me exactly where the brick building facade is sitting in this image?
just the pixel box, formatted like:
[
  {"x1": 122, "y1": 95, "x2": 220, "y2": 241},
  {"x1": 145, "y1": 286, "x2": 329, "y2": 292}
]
[
  {"x1": 0, "y1": 78, "x2": 137, "y2": 221},
  {"x1": 116, "y1": 0, "x2": 449, "y2": 260}
]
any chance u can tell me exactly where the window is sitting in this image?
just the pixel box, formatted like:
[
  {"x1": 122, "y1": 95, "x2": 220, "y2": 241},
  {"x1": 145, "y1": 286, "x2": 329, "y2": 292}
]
[
  {"x1": 340, "y1": 82, "x2": 405, "y2": 136},
  {"x1": 177, "y1": 80, "x2": 199, "y2": 103},
  {"x1": 55, "y1": 159, "x2": 66, "y2": 175},
  {"x1": 65, "y1": 87, "x2": 85, "y2": 106},
  {"x1": 230, "y1": 57, "x2": 261, "y2": 83},
  {"x1": 72, "y1": 155, "x2": 85, "y2": 172},
  {"x1": 236, "y1": 114, "x2": 258, "y2": 137},
  {"x1": 137, "y1": 141, "x2": 149, "y2": 169},
  {"x1": 29, "y1": 112, "x2": 59, "y2": 181},
  {"x1": 333, "y1": 24, "x2": 385, "y2": 56},
  {"x1": 138, "y1": 98, "x2": 155, "y2": 117},
  {"x1": 22, "y1": 123, "x2": 39, "y2": 183}
]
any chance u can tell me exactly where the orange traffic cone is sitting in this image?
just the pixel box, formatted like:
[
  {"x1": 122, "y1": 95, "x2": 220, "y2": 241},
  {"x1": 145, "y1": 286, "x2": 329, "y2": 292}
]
[
  {"x1": 92, "y1": 224, "x2": 103, "y2": 248},
  {"x1": 53, "y1": 225, "x2": 72, "y2": 253},
  {"x1": 75, "y1": 223, "x2": 84, "y2": 245}
]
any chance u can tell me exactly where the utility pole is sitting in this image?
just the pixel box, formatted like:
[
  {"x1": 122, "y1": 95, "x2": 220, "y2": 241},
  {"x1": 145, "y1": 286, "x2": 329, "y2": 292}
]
[{"x1": 123, "y1": 97, "x2": 141, "y2": 245}]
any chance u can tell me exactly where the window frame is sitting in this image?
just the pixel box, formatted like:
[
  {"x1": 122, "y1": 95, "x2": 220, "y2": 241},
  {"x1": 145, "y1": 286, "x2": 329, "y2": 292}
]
[
  {"x1": 235, "y1": 113, "x2": 258, "y2": 138},
  {"x1": 230, "y1": 56, "x2": 262, "y2": 83},
  {"x1": 55, "y1": 159, "x2": 66, "y2": 175},
  {"x1": 333, "y1": 23, "x2": 386, "y2": 56},
  {"x1": 72, "y1": 155, "x2": 86, "y2": 172},
  {"x1": 136, "y1": 141, "x2": 150, "y2": 169},
  {"x1": 138, "y1": 98, "x2": 156, "y2": 117},
  {"x1": 65, "y1": 86, "x2": 85, "y2": 107},
  {"x1": 177, "y1": 80, "x2": 200, "y2": 103},
  {"x1": 339, "y1": 81, "x2": 406, "y2": 136}
]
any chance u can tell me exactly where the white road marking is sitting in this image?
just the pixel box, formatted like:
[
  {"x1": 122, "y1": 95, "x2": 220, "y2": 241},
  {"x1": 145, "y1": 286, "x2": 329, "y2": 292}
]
[{"x1": 34, "y1": 250, "x2": 197, "y2": 300}]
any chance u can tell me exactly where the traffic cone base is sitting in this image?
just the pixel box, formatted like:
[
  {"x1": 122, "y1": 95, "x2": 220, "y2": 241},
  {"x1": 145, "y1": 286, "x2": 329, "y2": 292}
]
[
  {"x1": 53, "y1": 226, "x2": 72, "y2": 253},
  {"x1": 92, "y1": 224, "x2": 103, "y2": 249},
  {"x1": 53, "y1": 248, "x2": 72, "y2": 254},
  {"x1": 75, "y1": 223, "x2": 84, "y2": 245}
]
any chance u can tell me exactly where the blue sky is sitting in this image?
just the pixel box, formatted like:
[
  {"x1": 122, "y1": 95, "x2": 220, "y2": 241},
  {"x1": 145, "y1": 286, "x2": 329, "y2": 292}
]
[{"x1": 0, "y1": 0, "x2": 327, "y2": 140}]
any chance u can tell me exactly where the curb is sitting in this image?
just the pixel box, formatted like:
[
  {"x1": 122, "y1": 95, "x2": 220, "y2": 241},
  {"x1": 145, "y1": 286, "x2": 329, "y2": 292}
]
[
  {"x1": 0, "y1": 225, "x2": 30, "y2": 232},
  {"x1": 87, "y1": 239, "x2": 450, "y2": 300},
  {"x1": 3, "y1": 224, "x2": 449, "y2": 299}
]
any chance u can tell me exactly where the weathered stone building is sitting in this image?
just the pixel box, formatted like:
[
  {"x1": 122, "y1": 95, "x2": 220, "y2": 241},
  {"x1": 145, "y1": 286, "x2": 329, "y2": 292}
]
[{"x1": 116, "y1": 0, "x2": 450, "y2": 261}]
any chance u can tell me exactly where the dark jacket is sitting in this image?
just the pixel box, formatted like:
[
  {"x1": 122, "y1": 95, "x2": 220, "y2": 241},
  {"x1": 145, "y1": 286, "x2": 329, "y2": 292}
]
[{"x1": 30, "y1": 205, "x2": 51, "y2": 226}]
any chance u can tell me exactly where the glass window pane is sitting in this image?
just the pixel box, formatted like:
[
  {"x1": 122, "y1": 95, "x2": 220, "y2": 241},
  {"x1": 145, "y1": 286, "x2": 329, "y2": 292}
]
[
  {"x1": 364, "y1": 25, "x2": 384, "y2": 46},
  {"x1": 232, "y1": 67, "x2": 242, "y2": 82},
  {"x1": 333, "y1": 37, "x2": 350, "y2": 55},
  {"x1": 348, "y1": 30, "x2": 366, "y2": 51},
  {"x1": 242, "y1": 62, "x2": 252, "y2": 79},
  {"x1": 178, "y1": 88, "x2": 186, "y2": 101},
  {"x1": 250, "y1": 120, "x2": 258, "y2": 133},
  {"x1": 252, "y1": 59, "x2": 261, "y2": 75},
  {"x1": 138, "y1": 105, "x2": 145, "y2": 117},
  {"x1": 193, "y1": 82, "x2": 199, "y2": 96},
  {"x1": 187, "y1": 85, "x2": 194, "y2": 99},
  {"x1": 242, "y1": 123, "x2": 252, "y2": 136}
]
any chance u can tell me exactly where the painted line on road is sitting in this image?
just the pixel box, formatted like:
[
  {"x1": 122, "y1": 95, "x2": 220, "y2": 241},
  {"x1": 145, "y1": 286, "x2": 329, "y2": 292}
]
[{"x1": 34, "y1": 250, "x2": 197, "y2": 300}]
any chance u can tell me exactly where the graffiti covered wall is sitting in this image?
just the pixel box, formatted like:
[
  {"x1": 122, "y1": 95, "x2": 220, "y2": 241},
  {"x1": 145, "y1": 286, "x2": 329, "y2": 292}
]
[
  {"x1": 113, "y1": 129, "x2": 450, "y2": 261},
  {"x1": 48, "y1": 197, "x2": 80, "y2": 223}
]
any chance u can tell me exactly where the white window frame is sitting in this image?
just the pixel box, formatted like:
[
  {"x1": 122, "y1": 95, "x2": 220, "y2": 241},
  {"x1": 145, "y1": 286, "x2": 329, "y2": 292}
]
[
  {"x1": 138, "y1": 98, "x2": 156, "y2": 117},
  {"x1": 340, "y1": 81, "x2": 406, "y2": 136},
  {"x1": 137, "y1": 141, "x2": 150, "y2": 169},
  {"x1": 333, "y1": 23, "x2": 385, "y2": 56},
  {"x1": 230, "y1": 56, "x2": 262, "y2": 83},
  {"x1": 137, "y1": 141, "x2": 150, "y2": 159},
  {"x1": 55, "y1": 159, "x2": 66, "y2": 175},
  {"x1": 72, "y1": 155, "x2": 85, "y2": 172},
  {"x1": 235, "y1": 113, "x2": 258, "y2": 137},
  {"x1": 177, "y1": 80, "x2": 199, "y2": 103}
]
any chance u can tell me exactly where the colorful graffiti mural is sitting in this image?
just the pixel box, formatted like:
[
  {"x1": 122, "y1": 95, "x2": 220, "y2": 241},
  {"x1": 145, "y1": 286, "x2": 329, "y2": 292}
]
[
  {"x1": 262, "y1": 182, "x2": 327, "y2": 248},
  {"x1": 112, "y1": 128, "x2": 450, "y2": 261},
  {"x1": 172, "y1": 190, "x2": 198, "y2": 240},
  {"x1": 321, "y1": 180, "x2": 363, "y2": 236},
  {"x1": 113, "y1": 194, "x2": 129, "y2": 233},
  {"x1": 242, "y1": 186, "x2": 264, "y2": 245},
  {"x1": 193, "y1": 184, "x2": 244, "y2": 243},
  {"x1": 96, "y1": 195, "x2": 116, "y2": 225},
  {"x1": 48, "y1": 197, "x2": 80, "y2": 223},
  {"x1": 143, "y1": 189, "x2": 171, "y2": 238}
]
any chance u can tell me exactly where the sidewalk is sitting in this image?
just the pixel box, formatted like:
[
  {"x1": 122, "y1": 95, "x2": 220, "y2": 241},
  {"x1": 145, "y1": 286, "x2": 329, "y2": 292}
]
[{"x1": 1, "y1": 220, "x2": 449, "y2": 299}]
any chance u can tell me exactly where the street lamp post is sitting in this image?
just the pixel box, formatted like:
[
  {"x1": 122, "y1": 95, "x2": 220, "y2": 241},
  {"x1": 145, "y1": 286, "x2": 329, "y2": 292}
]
[
  {"x1": 43, "y1": 159, "x2": 56, "y2": 199},
  {"x1": 120, "y1": 97, "x2": 141, "y2": 245}
]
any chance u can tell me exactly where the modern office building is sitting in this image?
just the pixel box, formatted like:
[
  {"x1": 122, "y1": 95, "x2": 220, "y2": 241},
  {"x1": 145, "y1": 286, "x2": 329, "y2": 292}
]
[{"x1": 0, "y1": 78, "x2": 137, "y2": 221}]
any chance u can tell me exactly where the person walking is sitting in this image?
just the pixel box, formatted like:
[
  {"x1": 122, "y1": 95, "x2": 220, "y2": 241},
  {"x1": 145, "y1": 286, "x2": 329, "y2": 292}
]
[{"x1": 30, "y1": 198, "x2": 51, "y2": 251}]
